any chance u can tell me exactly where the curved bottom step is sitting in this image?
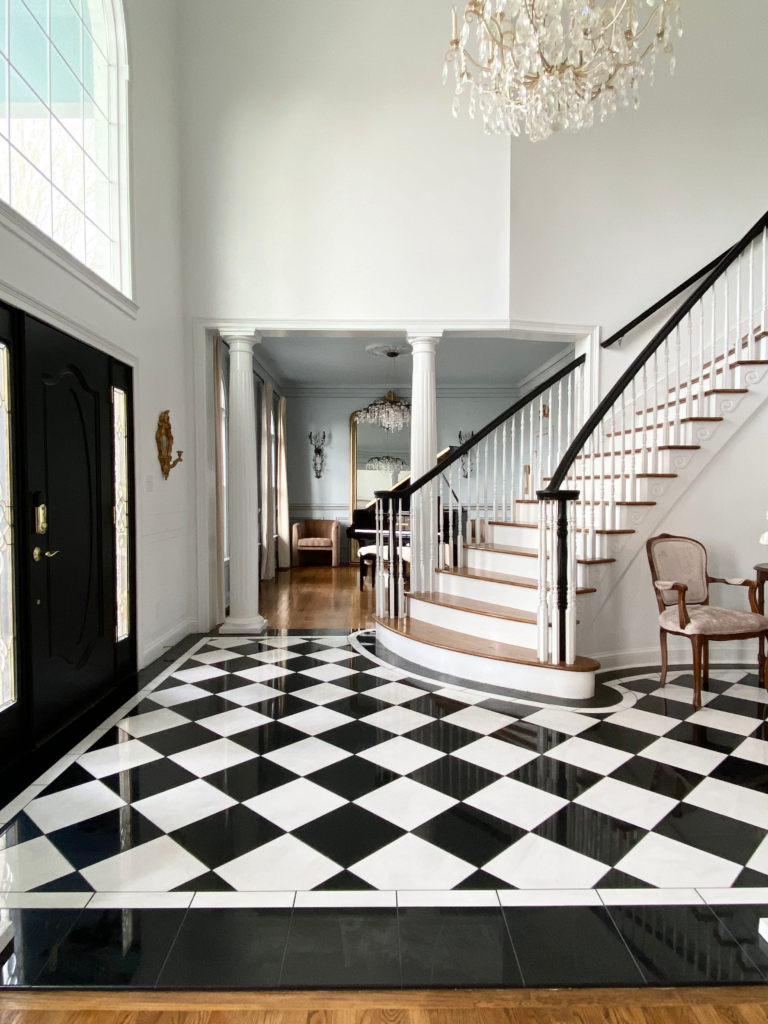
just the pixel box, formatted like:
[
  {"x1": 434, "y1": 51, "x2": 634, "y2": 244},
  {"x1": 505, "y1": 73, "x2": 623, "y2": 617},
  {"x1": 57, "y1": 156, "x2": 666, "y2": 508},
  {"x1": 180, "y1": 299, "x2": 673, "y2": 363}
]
[{"x1": 374, "y1": 615, "x2": 599, "y2": 701}]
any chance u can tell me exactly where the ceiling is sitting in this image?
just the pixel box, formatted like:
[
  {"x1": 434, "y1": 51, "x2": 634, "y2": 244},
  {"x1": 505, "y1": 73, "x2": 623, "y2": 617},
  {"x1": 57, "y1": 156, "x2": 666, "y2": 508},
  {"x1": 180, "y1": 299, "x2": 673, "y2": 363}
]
[{"x1": 256, "y1": 333, "x2": 574, "y2": 389}]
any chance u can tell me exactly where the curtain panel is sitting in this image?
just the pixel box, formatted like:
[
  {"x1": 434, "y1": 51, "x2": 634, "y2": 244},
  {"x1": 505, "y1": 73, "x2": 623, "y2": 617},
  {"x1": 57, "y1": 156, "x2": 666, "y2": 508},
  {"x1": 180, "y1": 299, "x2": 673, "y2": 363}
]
[
  {"x1": 276, "y1": 396, "x2": 290, "y2": 569},
  {"x1": 260, "y1": 381, "x2": 276, "y2": 580}
]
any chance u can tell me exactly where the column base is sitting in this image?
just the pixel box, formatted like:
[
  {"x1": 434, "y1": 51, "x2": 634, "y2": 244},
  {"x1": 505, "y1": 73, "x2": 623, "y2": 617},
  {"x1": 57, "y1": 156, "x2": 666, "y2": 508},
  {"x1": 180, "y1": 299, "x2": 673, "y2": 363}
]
[{"x1": 219, "y1": 614, "x2": 268, "y2": 634}]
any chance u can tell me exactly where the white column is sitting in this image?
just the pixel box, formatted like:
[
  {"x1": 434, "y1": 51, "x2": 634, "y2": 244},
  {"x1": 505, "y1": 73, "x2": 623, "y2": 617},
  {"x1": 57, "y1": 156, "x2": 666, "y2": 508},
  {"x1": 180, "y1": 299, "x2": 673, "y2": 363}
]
[
  {"x1": 408, "y1": 333, "x2": 440, "y2": 594},
  {"x1": 220, "y1": 334, "x2": 267, "y2": 634}
]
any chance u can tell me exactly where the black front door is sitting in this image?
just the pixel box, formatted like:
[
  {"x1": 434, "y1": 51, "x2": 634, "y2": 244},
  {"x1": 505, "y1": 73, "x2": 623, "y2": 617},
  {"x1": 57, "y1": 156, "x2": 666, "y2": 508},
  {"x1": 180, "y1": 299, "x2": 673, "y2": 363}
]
[{"x1": 21, "y1": 315, "x2": 134, "y2": 744}]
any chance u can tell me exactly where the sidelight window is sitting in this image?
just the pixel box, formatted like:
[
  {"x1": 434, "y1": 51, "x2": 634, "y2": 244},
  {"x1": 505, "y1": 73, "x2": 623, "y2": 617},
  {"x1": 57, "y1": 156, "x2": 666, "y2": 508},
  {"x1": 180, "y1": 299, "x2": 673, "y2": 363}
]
[
  {"x1": 112, "y1": 384, "x2": 128, "y2": 641},
  {"x1": 0, "y1": 343, "x2": 14, "y2": 708}
]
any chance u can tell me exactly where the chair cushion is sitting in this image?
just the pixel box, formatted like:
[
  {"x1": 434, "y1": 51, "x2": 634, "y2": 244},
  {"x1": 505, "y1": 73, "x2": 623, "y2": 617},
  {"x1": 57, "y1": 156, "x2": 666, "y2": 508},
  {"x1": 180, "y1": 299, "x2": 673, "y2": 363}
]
[
  {"x1": 297, "y1": 538, "x2": 333, "y2": 549},
  {"x1": 660, "y1": 605, "x2": 768, "y2": 636},
  {"x1": 358, "y1": 546, "x2": 411, "y2": 562}
]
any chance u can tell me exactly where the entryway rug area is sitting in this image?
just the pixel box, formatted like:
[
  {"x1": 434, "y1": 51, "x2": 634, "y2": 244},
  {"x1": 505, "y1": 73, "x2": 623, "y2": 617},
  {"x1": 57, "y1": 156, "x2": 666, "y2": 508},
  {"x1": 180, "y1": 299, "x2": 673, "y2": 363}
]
[{"x1": 1, "y1": 631, "x2": 768, "y2": 987}]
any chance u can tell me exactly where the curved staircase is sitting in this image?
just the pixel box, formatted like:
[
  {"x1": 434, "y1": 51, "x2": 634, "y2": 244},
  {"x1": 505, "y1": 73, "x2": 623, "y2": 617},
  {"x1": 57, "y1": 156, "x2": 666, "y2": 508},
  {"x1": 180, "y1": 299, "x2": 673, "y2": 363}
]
[{"x1": 373, "y1": 211, "x2": 768, "y2": 701}]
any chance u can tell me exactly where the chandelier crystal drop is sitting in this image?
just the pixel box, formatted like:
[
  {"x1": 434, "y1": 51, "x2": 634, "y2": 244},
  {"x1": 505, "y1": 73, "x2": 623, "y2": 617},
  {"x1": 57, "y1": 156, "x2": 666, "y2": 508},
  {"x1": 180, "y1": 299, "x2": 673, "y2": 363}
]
[
  {"x1": 444, "y1": 0, "x2": 682, "y2": 142},
  {"x1": 355, "y1": 391, "x2": 411, "y2": 433},
  {"x1": 365, "y1": 456, "x2": 409, "y2": 472}
]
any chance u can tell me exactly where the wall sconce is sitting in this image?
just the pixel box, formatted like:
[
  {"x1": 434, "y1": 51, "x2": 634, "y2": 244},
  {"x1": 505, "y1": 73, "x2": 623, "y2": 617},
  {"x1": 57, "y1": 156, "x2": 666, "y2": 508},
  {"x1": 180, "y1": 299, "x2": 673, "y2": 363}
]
[
  {"x1": 156, "y1": 410, "x2": 183, "y2": 480},
  {"x1": 309, "y1": 431, "x2": 327, "y2": 479},
  {"x1": 458, "y1": 430, "x2": 475, "y2": 479}
]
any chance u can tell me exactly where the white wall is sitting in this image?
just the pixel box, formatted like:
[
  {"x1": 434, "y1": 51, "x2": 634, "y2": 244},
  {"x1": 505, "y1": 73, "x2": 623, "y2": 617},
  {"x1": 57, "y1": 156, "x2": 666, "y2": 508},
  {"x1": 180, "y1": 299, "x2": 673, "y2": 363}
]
[
  {"x1": 178, "y1": 0, "x2": 510, "y2": 323},
  {"x1": 507, "y1": 0, "x2": 768, "y2": 342},
  {"x1": 0, "y1": 0, "x2": 196, "y2": 667}
]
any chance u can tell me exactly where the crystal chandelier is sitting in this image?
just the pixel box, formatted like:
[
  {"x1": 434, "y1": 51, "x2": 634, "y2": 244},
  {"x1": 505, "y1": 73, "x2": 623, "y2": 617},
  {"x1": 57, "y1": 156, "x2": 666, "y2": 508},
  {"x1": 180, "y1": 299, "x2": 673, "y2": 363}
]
[
  {"x1": 444, "y1": 0, "x2": 682, "y2": 141},
  {"x1": 365, "y1": 456, "x2": 408, "y2": 472},
  {"x1": 355, "y1": 391, "x2": 411, "y2": 433}
]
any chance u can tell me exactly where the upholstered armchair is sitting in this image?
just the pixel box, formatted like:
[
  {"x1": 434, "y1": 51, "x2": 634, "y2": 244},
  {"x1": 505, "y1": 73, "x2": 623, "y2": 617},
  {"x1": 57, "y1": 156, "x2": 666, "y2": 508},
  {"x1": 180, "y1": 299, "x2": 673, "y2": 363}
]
[
  {"x1": 292, "y1": 519, "x2": 340, "y2": 567},
  {"x1": 646, "y1": 534, "x2": 768, "y2": 707}
]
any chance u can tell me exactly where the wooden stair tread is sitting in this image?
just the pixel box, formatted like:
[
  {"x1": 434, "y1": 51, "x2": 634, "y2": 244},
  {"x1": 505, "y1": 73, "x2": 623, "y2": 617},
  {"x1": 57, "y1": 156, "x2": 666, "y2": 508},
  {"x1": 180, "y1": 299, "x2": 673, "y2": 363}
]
[
  {"x1": 436, "y1": 566, "x2": 596, "y2": 595},
  {"x1": 374, "y1": 614, "x2": 600, "y2": 673},
  {"x1": 465, "y1": 542, "x2": 537, "y2": 557},
  {"x1": 407, "y1": 590, "x2": 537, "y2": 625},
  {"x1": 488, "y1": 520, "x2": 537, "y2": 528},
  {"x1": 577, "y1": 445, "x2": 699, "y2": 457}
]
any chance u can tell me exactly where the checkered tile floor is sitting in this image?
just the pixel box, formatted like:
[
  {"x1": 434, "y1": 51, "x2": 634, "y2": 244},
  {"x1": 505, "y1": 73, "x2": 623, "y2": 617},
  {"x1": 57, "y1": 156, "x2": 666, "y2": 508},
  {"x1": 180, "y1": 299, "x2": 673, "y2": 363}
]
[{"x1": 3, "y1": 631, "x2": 768, "y2": 908}]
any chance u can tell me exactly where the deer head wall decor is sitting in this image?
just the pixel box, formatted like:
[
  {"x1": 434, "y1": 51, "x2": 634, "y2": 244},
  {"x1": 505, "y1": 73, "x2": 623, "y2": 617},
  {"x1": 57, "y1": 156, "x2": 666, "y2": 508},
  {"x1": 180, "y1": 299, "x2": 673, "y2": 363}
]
[{"x1": 309, "y1": 431, "x2": 327, "y2": 479}]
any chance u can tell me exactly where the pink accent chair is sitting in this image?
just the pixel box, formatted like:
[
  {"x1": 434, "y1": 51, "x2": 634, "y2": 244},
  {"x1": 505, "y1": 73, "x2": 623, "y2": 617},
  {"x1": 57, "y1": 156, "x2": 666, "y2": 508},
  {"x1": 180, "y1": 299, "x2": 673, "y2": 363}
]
[{"x1": 292, "y1": 519, "x2": 340, "y2": 567}]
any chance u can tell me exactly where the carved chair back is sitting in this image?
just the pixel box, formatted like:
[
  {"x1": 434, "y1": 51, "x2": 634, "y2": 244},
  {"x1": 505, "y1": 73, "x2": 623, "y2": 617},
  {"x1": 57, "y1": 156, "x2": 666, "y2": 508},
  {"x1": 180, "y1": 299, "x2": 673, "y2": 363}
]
[{"x1": 646, "y1": 534, "x2": 710, "y2": 613}]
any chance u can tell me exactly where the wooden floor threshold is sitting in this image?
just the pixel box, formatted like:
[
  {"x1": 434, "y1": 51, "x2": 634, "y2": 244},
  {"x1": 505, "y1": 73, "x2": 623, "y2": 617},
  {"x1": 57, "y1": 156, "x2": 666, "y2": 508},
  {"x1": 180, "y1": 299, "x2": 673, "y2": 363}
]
[{"x1": 375, "y1": 614, "x2": 599, "y2": 673}]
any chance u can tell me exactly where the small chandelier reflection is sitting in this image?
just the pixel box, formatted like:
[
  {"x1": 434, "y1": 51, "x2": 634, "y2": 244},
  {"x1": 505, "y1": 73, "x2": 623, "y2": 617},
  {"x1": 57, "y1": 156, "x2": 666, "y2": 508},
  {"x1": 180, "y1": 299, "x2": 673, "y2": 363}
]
[
  {"x1": 365, "y1": 456, "x2": 408, "y2": 473},
  {"x1": 355, "y1": 391, "x2": 411, "y2": 433},
  {"x1": 444, "y1": 0, "x2": 682, "y2": 142}
]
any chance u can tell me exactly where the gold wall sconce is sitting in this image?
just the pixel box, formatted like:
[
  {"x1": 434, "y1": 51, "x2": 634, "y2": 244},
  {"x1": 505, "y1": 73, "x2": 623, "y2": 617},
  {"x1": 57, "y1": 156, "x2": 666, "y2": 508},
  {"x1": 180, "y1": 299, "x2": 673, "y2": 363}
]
[{"x1": 156, "y1": 410, "x2": 183, "y2": 480}]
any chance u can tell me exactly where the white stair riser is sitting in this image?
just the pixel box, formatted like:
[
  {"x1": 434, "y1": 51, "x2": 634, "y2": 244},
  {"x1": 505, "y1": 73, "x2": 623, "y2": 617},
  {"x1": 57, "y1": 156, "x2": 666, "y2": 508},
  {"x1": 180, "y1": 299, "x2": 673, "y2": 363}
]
[
  {"x1": 564, "y1": 477, "x2": 673, "y2": 502},
  {"x1": 575, "y1": 448, "x2": 696, "y2": 474},
  {"x1": 487, "y1": 523, "x2": 540, "y2": 547},
  {"x1": 735, "y1": 364, "x2": 768, "y2": 388},
  {"x1": 466, "y1": 546, "x2": 539, "y2": 577},
  {"x1": 436, "y1": 571, "x2": 540, "y2": 612},
  {"x1": 408, "y1": 596, "x2": 538, "y2": 649}
]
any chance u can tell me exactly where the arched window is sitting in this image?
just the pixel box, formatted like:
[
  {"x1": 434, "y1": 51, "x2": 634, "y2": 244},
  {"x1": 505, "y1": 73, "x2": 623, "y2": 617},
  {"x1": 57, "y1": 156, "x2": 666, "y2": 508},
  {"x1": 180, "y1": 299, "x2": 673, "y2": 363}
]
[{"x1": 0, "y1": 0, "x2": 130, "y2": 295}]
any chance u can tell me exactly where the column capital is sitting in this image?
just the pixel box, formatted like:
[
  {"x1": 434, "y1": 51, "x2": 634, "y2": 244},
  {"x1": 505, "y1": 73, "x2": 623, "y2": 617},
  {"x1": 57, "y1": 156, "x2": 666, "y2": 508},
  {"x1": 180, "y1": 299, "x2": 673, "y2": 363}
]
[
  {"x1": 222, "y1": 332, "x2": 261, "y2": 353},
  {"x1": 407, "y1": 333, "x2": 442, "y2": 353}
]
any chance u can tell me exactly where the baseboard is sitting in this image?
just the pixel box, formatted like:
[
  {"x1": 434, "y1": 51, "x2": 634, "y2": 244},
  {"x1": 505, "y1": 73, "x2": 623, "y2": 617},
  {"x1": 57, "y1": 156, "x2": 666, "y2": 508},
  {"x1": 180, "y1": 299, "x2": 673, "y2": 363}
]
[
  {"x1": 140, "y1": 617, "x2": 199, "y2": 669},
  {"x1": 593, "y1": 639, "x2": 759, "y2": 674}
]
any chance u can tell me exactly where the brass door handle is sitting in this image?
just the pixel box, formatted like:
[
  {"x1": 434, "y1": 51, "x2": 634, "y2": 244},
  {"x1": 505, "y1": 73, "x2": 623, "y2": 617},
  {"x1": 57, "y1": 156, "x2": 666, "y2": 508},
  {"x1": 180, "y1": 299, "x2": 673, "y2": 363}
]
[{"x1": 33, "y1": 548, "x2": 60, "y2": 562}]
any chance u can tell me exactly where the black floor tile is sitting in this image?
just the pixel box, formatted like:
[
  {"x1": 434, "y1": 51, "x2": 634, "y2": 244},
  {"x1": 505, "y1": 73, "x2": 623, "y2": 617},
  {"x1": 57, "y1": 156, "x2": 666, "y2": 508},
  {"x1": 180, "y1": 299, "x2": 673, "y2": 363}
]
[
  {"x1": 157, "y1": 908, "x2": 291, "y2": 988},
  {"x1": 173, "y1": 869, "x2": 236, "y2": 891},
  {"x1": 734, "y1": 866, "x2": 768, "y2": 887},
  {"x1": 100, "y1": 758, "x2": 199, "y2": 801},
  {"x1": 46, "y1": 809, "x2": 164, "y2": 870},
  {"x1": 171, "y1": 804, "x2": 283, "y2": 869},
  {"x1": 38, "y1": 762, "x2": 98, "y2": 796},
  {"x1": 294, "y1": 804, "x2": 404, "y2": 867},
  {"x1": 206, "y1": 757, "x2": 298, "y2": 802},
  {"x1": 0, "y1": 813, "x2": 43, "y2": 849},
  {"x1": 32, "y1": 871, "x2": 94, "y2": 892},
  {"x1": 709, "y1": 902, "x2": 768, "y2": 980},
  {"x1": 501, "y1": 906, "x2": 646, "y2": 986},
  {"x1": 665, "y1": 721, "x2": 744, "y2": 755},
  {"x1": 413, "y1": 804, "x2": 526, "y2": 867},
  {"x1": 407, "y1": 721, "x2": 480, "y2": 754},
  {"x1": 318, "y1": 693, "x2": 389, "y2": 721},
  {"x1": 407, "y1": 758, "x2": 499, "y2": 801},
  {"x1": 609, "y1": 756, "x2": 703, "y2": 801},
  {"x1": 280, "y1": 909, "x2": 401, "y2": 988},
  {"x1": 0, "y1": 909, "x2": 83, "y2": 986},
  {"x1": 706, "y1": 695, "x2": 768, "y2": 720},
  {"x1": 168, "y1": 694, "x2": 235, "y2": 722},
  {"x1": 232, "y1": 721, "x2": 307, "y2": 756},
  {"x1": 709, "y1": 757, "x2": 768, "y2": 794},
  {"x1": 34, "y1": 909, "x2": 186, "y2": 987},
  {"x1": 87, "y1": 727, "x2": 129, "y2": 750},
  {"x1": 313, "y1": 869, "x2": 377, "y2": 890},
  {"x1": 634, "y1": 695, "x2": 696, "y2": 720},
  {"x1": 507, "y1": 755, "x2": 603, "y2": 801},
  {"x1": 534, "y1": 803, "x2": 647, "y2": 867},
  {"x1": 654, "y1": 803, "x2": 765, "y2": 864},
  {"x1": 310, "y1": 757, "x2": 398, "y2": 801},
  {"x1": 141, "y1": 722, "x2": 218, "y2": 757},
  {"x1": 609, "y1": 903, "x2": 765, "y2": 984},
  {"x1": 597, "y1": 868, "x2": 654, "y2": 888},
  {"x1": 578, "y1": 721, "x2": 657, "y2": 755},
  {"x1": 399, "y1": 907, "x2": 522, "y2": 987},
  {"x1": 319, "y1": 721, "x2": 387, "y2": 754},
  {"x1": 455, "y1": 869, "x2": 509, "y2": 889}
]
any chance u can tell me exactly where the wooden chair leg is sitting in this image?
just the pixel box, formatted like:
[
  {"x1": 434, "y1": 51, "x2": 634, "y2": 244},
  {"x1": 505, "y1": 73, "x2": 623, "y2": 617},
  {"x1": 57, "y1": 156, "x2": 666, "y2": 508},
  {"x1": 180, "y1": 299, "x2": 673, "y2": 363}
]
[
  {"x1": 703, "y1": 640, "x2": 709, "y2": 687},
  {"x1": 763, "y1": 632, "x2": 768, "y2": 693},
  {"x1": 359, "y1": 558, "x2": 365, "y2": 591},
  {"x1": 692, "y1": 636, "x2": 703, "y2": 709},
  {"x1": 659, "y1": 630, "x2": 669, "y2": 687}
]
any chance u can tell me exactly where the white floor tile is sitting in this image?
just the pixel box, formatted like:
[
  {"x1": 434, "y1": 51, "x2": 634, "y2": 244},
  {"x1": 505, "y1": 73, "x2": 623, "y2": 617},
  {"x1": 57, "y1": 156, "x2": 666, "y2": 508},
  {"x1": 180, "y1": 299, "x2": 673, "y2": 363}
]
[
  {"x1": 452, "y1": 737, "x2": 539, "y2": 776},
  {"x1": 296, "y1": 890, "x2": 397, "y2": 908},
  {"x1": 684, "y1": 776, "x2": 768, "y2": 829},
  {"x1": 88, "y1": 892, "x2": 193, "y2": 909},
  {"x1": 248, "y1": 649, "x2": 302, "y2": 665},
  {"x1": 117, "y1": 708, "x2": 189, "y2": 738},
  {"x1": 362, "y1": 682, "x2": 427, "y2": 705},
  {"x1": 197, "y1": 707, "x2": 272, "y2": 736},
  {"x1": 361, "y1": 706, "x2": 433, "y2": 735},
  {"x1": 616, "y1": 832, "x2": 741, "y2": 888},
  {"x1": 206, "y1": 638, "x2": 255, "y2": 650},
  {"x1": 724, "y1": 683, "x2": 768, "y2": 705},
  {"x1": 216, "y1": 833, "x2": 341, "y2": 890},
  {"x1": 278, "y1": 706, "x2": 353, "y2": 736},
  {"x1": 605, "y1": 707, "x2": 679, "y2": 737},
  {"x1": 258, "y1": 636, "x2": 310, "y2": 648},
  {"x1": 440, "y1": 706, "x2": 514, "y2": 735},
  {"x1": 354, "y1": 778, "x2": 457, "y2": 830},
  {"x1": 686, "y1": 707, "x2": 761, "y2": 737},
  {"x1": 219, "y1": 681, "x2": 285, "y2": 706},
  {"x1": 192, "y1": 650, "x2": 243, "y2": 666},
  {"x1": 33, "y1": 755, "x2": 78, "y2": 787},
  {"x1": 598, "y1": 888, "x2": 704, "y2": 905},
  {"x1": 464, "y1": 777, "x2": 567, "y2": 831},
  {"x1": 0, "y1": 835, "x2": 74, "y2": 892},
  {"x1": 363, "y1": 666, "x2": 412, "y2": 682},
  {"x1": 133, "y1": 778, "x2": 238, "y2": 832},
  {"x1": 732, "y1": 736, "x2": 768, "y2": 766},
  {"x1": 484, "y1": 833, "x2": 609, "y2": 889},
  {"x1": 233, "y1": 665, "x2": 294, "y2": 684},
  {"x1": 311, "y1": 637, "x2": 353, "y2": 648},
  {"x1": 169, "y1": 738, "x2": 257, "y2": 777},
  {"x1": 191, "y1": 891, "x2": 295, "y2": 908},
  {"x1": 0, "y1": 785, "x2": 43, "y2": 820},
  {"x1": 639, "y1": 737, "x2": 727, "y2": 776},
  {"x1": 699, "y1": 887, "x2": 768, "y2": 904},
  {"x1": 747, "y1": 834, "x2": 768, "y2": 875},
  {"x1": 397, "y1": 890, "x2": 499, "y2": 907},
  {"x1": 263, "y1": 736, "x2": 350, "y2": 776},
  {"x1": 650, "y1": 684, "x2": 717, "y2": 706},
  {"x1": 350, "y1": 833, "x2": 474, "y2": 890},
  {"x1": 0, "y1": 892, "x2": 91, "y2": 909},
  {"x1": 244, "y1": 778, "x2": 348, "y2": 831},
  {"x1": 309, "y1": 648, "x2": 358, "y2": 664},
  {"x1": 359, "y1": 736, "x2": 444, "y2": 775},
  {"x1": 25, "y1": 781, "x2": 126, "y2": 833},
  {"x1": 545, "y1": 737, "x2": 633, "y2": 776},
  {"x1": 170, "y1": 666, "x2": 230, "y2": 685},
  {"x1": 498, "y1": 889, "x2": 602, "y2": 906},
  {"x1": 523, "y1": 709, "x2": 600, "y2": 735},
  {"x1": 82, "y1": 835, "x2": 207, "y2": 891},
  {"x1": 150, "y1": 684, "x2": 214, "y2": 708},
  {"x1": 293, "y1": 682, "x2": 354, "y2": 706},
  {"x1": 432, "y1": 688, "x2": 495, "y2": 706},
  {"x1": 298, "y1": 664, "x2": 358, "y2": 683},
  {"x1": 574, "y1": 777, "x2": 679, "y2": 830},
  {"x1": 78, "y1": 739, "x2": 163, "y2": 779}
]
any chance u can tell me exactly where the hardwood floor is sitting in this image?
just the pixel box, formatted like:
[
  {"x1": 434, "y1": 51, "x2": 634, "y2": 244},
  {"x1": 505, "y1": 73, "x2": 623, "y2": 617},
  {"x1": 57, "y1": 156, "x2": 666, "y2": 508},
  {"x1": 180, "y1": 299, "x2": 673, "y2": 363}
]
[
  {"x1": 259, "y1": 565, "x2": 375, "y2": 630},
  {"x1": 2, "y1": 987, "x2": 768, "y2": 1021}
]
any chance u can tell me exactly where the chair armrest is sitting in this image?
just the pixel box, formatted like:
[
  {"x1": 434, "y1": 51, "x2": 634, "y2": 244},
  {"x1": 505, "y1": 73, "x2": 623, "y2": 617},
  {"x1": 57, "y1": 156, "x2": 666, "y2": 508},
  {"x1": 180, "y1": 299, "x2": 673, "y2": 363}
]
[
  {"x1": 708, "y1": 576, "x2": 760, "y2": 613},
  {"x1": 655, "y1": 580, "x2": 690, "y2": 629},
  {"x1": 293, "y1": 521, "x2": 307, "y2": 541}
]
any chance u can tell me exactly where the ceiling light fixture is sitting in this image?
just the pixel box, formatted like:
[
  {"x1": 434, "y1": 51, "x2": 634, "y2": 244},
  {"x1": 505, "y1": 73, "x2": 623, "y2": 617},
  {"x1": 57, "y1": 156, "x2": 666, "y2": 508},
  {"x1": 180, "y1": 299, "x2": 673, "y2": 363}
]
[
  {"x1": 444, "y1": 0, "x2": 682, "y2": 141},
  {"x1": 365, "y1": 456, "x2": 408, "y2": 472},
  {"x1": 365, "y1": 343, "x2": 411, "y2": 359},
  {"x1": 355, "y1": 391, "x2": 411, "y2": 433}
]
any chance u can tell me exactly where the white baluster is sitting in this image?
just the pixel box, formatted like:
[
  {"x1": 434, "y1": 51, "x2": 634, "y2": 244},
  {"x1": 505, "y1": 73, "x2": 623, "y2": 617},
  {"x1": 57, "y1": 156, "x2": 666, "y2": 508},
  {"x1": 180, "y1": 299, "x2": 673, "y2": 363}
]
[
  {"x1": 629, "y1": 376, "x2": 637, "y2": 502},
  {"x1": 388, "y1": 497, "x2": 395, "y2": 617},
  {"x1": 548, "y1": 500, "x2": 559, "y2": 664},
  {"x1": 588, "y1": 432, "x2": 597, "y2": 561},
  {"x1": 698, "y1": 299, "x2": 705, "y2": 415},
  {"x1": 557, "y1": 380, "x2": 563, "y2": 467},
  {"x1": 429, "y1": 479, "x2": 435, "y2": 590},
  {"x1": 501, "y1": 421, "x2": 507, "y2": 523},
  {"x1": 711, "y1": 283, "x2": 717, "y2": 396},
  {"x1": 685, "y1": 312, "x2": 693, "y2": 420},
  {"x1": 640, "y1": 362, "x2": 648, "y2": 475},
  {"x1": 762, "y1": 228, "x2": 767, "y2": 357},
  {"x1": 749, "y1": 238, "x2": 756, "y2": 361},
  {"x1": 674, "y1": 324, "x2": 682, "y2": 447},
  {"x1": 528, "y1": 403, "x2": 534, "y2": 503},
  {"x1": 537, "y1": 395, "x2": 544, "y2": 491},
  {"x1": 566, "y1": 498, "x2": 577, "y2": 666},
  {"x1": 546, "y1": 387, "x2": 553, "y2": 491},
  {"x1": 448, "y1": 465, "x2": 454, "y2": 570},
  {"x1": 652, "y1": 348, "x2": 660, "y2": 473},
  {"x1": 457, "y1": 456, "x2": 463, "y2": 569},
  {"x1": 723, "y1": 265, "x2": 731, "y2": 388},
  {"x1": 618, "y1": 396, "x2": 626, "y2": 505},
  {"x1": 493, "y1": 428, "x2": 498, "y2": 523},
  {"x1": 398, "y1": 497, "x2": 405, "y2": 615},
  {"x1": 418, "y1": 490, "x2": 425, "y2": 595},
  {"x1": 510, "y1": 414, "x2": 517, "y2": 521},
  {"x1": 608, "y1": 409, "x2": 616, "y2": 531},
  {"x1": 662, "y1": 336, "x2": 670, "y2": 449},
  {"x1": 736, "y1": 250, "x2": 742, "y2": 363}
]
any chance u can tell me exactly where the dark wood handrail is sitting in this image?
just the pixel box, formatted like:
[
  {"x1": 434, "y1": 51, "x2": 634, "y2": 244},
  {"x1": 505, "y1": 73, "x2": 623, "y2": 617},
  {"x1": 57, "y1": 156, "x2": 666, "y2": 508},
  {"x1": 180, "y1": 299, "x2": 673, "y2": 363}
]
[
  {"x1": 374, "y1": 354, "x2": 586, "y2": 502},
  {"x1": 601, "y1": 249, "x2": 730, "y2": 349},
  {"x1": 541, "y1": 208, "x2": 768, "y2": 498}
]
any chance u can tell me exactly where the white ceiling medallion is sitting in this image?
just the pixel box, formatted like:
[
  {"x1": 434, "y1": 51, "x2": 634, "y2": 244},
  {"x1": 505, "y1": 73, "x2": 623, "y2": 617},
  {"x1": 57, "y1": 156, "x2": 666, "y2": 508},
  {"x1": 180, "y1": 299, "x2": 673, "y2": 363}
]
[
  {"x1": 445, "y1": 0, "x2": 682, "y2": 141},
  {"x1": 365, "y1": 343, "x2": 411, "y2": 359}
]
